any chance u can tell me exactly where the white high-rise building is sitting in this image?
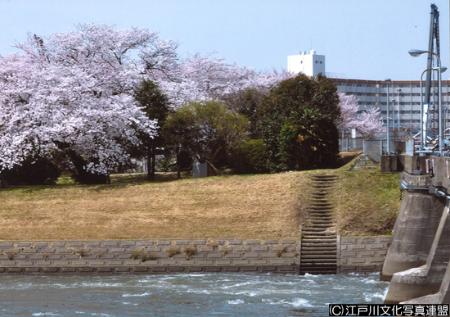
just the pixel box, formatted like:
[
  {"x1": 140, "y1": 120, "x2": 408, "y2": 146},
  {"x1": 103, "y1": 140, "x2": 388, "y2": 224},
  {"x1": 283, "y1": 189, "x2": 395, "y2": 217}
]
[{"x1": 287, "y1": 50, "x2": 325, "y2": 77}]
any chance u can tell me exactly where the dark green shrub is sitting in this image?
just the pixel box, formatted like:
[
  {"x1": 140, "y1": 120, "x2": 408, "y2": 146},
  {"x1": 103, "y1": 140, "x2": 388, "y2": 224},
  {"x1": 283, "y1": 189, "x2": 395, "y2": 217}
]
[
  {"x1": 1, "y1": 157, "x2": 60, "y2": 186},
  {"x1": 231, "y1": 139, "x2": 268, "y2": 173}
]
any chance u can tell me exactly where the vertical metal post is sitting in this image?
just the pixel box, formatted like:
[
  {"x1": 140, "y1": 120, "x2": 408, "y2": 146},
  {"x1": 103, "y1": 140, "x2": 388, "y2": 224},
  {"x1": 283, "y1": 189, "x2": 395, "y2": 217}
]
[
  {"x1": 397, "y1": 88, "x2": 402, "y2": 133},
  {"x1": 438, "y1": 56, "x2": 443, "y2": 155},
  {"x1": 420, "y1": 72, "x2": 424, "y2": 150},
  {"x1": 386, "y1": 81, "x2": 391, "y2": 154}
]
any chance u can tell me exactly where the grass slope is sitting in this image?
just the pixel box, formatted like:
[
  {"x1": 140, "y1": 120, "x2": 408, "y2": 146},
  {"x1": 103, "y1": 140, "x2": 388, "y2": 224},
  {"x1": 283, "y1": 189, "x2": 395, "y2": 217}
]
[
  {"x1": 0, "y1": 156, "x2": 401, "y2": 240},
  {"x1": 0, "y1": 172, "x2": 308, "y2": 240},
  {"x1": 332, "y1": 167, "x2": 400, "y2": 235}
]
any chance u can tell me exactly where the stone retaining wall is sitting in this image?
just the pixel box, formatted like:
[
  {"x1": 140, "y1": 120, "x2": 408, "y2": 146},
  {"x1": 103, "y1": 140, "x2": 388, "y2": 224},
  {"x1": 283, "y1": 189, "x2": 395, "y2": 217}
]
[
  {"x1": 0, "y1": 239, "x2": 300, "y2": 274},
  {"x1": 0, "y1": 236, "x2": 391, "y2": 274},
  {"x1": 338, "y1": 235, "x2": 392, "y2": 273}
]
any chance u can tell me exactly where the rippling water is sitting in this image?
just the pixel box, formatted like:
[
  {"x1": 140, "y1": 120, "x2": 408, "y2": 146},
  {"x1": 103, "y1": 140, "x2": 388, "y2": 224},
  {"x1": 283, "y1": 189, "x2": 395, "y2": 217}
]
[{"x1": 0, "y1": 273, "x2": 388, "y2": 317}]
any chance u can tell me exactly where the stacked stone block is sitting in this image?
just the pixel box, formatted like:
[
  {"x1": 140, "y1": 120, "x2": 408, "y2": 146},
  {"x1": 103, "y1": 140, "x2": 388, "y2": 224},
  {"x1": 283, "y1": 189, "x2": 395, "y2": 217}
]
[
  {"x1": 0, "y1": 239, "x2": 299, "y2": 274},
  {"x1": 0, "y1": 236, "x2": 391, "y2": 274},
  {"x1": 338, "y1": 236, "x2": 392, "y2": 273}
]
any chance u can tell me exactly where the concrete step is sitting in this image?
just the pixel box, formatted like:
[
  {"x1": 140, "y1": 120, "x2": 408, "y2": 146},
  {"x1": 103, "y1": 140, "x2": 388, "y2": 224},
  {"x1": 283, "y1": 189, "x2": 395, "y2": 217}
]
[
  {"x1": 300, "y1": 262, "x2": 337, "y2": 266},
  {"x1": 300, "y1": 270, "x2": 336, "y2": 273},
  {"x1": 301, "y1": 249, "x2": 337, "y2": 253},
  {"x1": 301, "y1": 243, "x2": 337, "y2": 248},
  {"x1": 301, "y1": 256, "x2": 336, "y2": 260},
  {"x1": 302, "y1": 230, "x2": 336, "y2": 234},
  {"x1": 308, "y1": 207, "x2": 333, "y2": 211},
  {"x1": 310, "y1": 202, "x2": 331, "y2": 205},
  {"x1": 302, "y1": 232, "x2": 336, "y2": 239},
  {"x1": 308, "y1": 206, "x2": 333, "y2": 209},
  {"x1": 309, "y1": 201, "x2": 333, "y2": 205},
  {"x1": 302, "y1": 231, "x2": 336, "y2": 237},
  {"x1": 305, "y1": 223, "x2": 334, "y2": 225},
  {"x1": 309, "y1": 214, "x2": 333, "y2": 217},
  {"x1": 304, "y1": 222, "x2": 334, "y2": 226},
  {"x1": 302, "y1": 239, "x2": 336, "y2": 244},
  {"x1": 308, "y1": 223, "x2": 334, "y2": 227},
  {"x1": 306, "y1": 217, "x2": 333, "y2": 221},
  {"x1": 302, "y1": 231, "x2": 335, "y2": 235},
  {"x1": 307, "y1": 210, "x2": 333, "y2": 213},
  {"x1": 310, "y1": 198, "x2": 329, "y2": 202},
  {"x1": 302, "y1": 236, "x2": 336, "y2": 240},
  {"x1": 303, "y1": 223, "x2": 335, "y2": 227},
  {"x1": 312, "y1": 180, "x2": 335, "y2": 183},
  {"x1": 309, "y1": 219, "x2": 333, "y2": 223},
  {"x1": 311, "y1": 178, "x2": 337, "y2": 182}
]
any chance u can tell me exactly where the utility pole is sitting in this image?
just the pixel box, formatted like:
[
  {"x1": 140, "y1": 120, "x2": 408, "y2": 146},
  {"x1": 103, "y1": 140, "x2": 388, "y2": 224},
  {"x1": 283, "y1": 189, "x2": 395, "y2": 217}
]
[
  {"x1": 385, "y1": 79, "x2": 392, "y2": 153},
  {"x1": 397, "y1": 88, "x2": 402, "y2": 133}
]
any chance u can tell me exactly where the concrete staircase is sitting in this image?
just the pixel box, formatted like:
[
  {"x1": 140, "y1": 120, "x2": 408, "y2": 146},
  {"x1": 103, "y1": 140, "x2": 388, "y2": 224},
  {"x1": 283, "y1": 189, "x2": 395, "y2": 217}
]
[{"x1": 299, "y1": 174, "x2": 337, "y2": 275}]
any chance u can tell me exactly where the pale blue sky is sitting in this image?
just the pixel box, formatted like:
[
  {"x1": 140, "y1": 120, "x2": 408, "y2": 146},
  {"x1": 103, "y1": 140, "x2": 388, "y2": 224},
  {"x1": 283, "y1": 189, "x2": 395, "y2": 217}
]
[{"x1": 0, "y1": 0, "x2": 449, "y2": 80}]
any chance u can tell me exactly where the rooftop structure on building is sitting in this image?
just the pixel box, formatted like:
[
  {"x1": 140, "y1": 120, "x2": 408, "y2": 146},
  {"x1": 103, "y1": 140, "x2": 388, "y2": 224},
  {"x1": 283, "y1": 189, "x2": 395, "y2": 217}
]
[{"x1": 287, "y1": 50, "x2": 325, "y2": 77}]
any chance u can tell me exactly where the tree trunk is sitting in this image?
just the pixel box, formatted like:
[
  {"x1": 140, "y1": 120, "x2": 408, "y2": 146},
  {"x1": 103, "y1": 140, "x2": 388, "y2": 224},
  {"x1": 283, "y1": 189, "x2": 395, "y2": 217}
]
[
  {"x1": 176, "y1": 145, "x2": 181, "y2": 179},
  {"x1": 151, "y1": 148, "x2": 156, "y2": 178},
  {"x1": 147, "y1": 141, "x2": 155, "y2": 180}
]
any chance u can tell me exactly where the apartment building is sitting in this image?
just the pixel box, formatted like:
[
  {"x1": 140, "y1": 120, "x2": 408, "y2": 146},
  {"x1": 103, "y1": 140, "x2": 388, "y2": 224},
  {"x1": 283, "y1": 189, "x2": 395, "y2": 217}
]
[{"x1": 287, "y1": 50, "x2": 450, "y2": 134}]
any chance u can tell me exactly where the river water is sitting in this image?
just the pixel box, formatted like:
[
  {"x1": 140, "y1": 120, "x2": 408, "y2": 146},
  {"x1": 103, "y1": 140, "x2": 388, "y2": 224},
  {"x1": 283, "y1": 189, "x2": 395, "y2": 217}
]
[{"x1": 0, "y1": 273, "x2": 388, "y2": 317}]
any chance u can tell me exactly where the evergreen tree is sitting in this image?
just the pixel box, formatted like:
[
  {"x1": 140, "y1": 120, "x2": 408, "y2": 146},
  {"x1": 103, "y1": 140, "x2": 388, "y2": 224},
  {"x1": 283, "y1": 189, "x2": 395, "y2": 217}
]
[
  {"x1": 259, "y1": 74, "x2": 340, "y2": 170},
  {"x1": 134, "y1": 80, "x2": 170, "y2": 179}
]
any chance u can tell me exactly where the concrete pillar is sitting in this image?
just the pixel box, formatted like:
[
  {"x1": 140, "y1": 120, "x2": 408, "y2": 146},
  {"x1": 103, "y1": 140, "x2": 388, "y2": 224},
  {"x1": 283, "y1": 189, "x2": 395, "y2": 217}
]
[
  {"x1": 381, "y1": 191, "x2": 444, "y2": 281},
  {"x1": 402, "y1": 252, "x2": 450, "y2": 304},
  {"x1": 441, "y1": 261, "x2": 450, "y2": 303},
  {"x1": 385, "y1": 200, "x2": 450, "y2": 303}
]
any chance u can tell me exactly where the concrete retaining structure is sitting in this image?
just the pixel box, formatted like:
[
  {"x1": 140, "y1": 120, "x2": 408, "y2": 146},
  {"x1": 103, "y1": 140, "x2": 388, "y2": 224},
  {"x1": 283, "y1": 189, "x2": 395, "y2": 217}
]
[
  {"x1": 381, "y1": 191, "x2": 444, "y2": 281},
  {"x1": 382, "y1": 156, "x2": 450, "y2": 304},
  {"x1": 338, "y1": 236, "x2": 392, "y2": 273},
  {"x1": 385, "y1": 199, "x2": 450, "y2": 303},
  {"x1": 0, "y1": 239, "x2": 300, "y2": 274},
  {"x1": 0, "y1": 237, "x2": 390, "y2": 274}
]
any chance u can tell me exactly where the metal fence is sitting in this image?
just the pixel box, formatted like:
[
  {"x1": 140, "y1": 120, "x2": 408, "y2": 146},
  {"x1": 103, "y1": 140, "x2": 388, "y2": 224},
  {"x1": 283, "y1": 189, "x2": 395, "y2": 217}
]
[
  {"x1": 339, "y1": 138, "x2": 406, "y2": 163},
  {"x1": 339, "y1": 137, "x2": 364, "y2": 152}
]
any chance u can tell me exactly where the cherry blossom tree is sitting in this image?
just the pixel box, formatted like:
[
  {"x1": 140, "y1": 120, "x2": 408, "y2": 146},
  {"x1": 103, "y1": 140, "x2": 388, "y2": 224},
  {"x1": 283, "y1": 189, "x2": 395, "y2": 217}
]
[
  {"x1": 0, "y1": 24, "x2": 295, "y2": 183},
  {"x1": 161, "y1": 54, "x2": 291, "y2": 106},
  {"x1": 356, "y1": 107, "x2": 384, "y2": 137},
  {"x1": 337, "y1": 92, "x2": 383, "y2": 138},
  {"x1": 0, "y1": 24, "x2": 178, "y2": 181}
]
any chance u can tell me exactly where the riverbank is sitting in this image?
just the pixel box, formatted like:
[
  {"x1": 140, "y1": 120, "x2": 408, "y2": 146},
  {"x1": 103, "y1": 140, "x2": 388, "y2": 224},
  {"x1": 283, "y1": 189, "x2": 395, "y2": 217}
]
[
  {"x1": 0, "y1": 172, "x2": 307, "y2": 240},
  {"x1": 0, "y1": 158, "x2": 400, "y2": 240},
  {"x1": 0, "y1": 236, "x2": 390, "y2": 274}
]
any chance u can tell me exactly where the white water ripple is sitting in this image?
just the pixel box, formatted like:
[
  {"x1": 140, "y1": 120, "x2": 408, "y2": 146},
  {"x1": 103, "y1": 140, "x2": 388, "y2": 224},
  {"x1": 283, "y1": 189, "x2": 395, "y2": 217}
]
[
  {"x1": 122, "y1": 291, "x2": 151, "y2": 297},
  {"x1": 227, "y1": 299, "x2": 245, "y2": 305}
]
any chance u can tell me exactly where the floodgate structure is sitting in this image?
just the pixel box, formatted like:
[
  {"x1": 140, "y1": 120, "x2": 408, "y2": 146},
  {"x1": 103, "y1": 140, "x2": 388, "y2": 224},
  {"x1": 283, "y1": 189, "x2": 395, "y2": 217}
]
[{"x1": 382, "y1": 154, "x2": 450, "y2": 304}]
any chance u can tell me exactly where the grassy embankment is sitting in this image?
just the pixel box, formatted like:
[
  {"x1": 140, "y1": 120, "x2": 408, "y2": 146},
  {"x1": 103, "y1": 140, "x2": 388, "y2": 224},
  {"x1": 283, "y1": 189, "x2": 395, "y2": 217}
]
[
  {"x1": 331, "y1": 158, "x2": 400, "y2": 235},
  {"x1": 0, "y1": 155, "x2": 400, "y2": 240}
]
